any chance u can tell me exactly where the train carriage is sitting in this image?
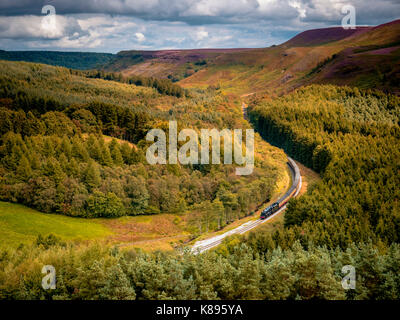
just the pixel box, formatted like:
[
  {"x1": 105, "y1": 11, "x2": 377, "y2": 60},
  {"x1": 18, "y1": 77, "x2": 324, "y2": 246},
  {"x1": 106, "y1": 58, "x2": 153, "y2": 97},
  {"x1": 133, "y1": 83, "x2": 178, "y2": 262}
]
[{"x1": 260, "y1": 157, "x2": 300, "y2": 220}]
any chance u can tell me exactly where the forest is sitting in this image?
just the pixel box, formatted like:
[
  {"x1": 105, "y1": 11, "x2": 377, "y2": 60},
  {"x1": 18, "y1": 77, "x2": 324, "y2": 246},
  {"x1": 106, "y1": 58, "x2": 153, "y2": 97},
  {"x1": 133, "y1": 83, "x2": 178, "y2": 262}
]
[
  {"x1": 0, "y1": 60, "x2": 283, "y2": 234},
  {"x1": 248, "y1": 85, "x2": 400, "y2": 249},
  {"x1": 0, "y1": 50, "x2": 115, "y2": 70},
  {"x1": 1, "y1": 59, "x2": 399, "y2": 300},
  {"x1": 82, "y1": 70, "x2": 186, "y2": 97},
  {"x1": 1, "y1": 235, "x2": 399, "y2": 299}
]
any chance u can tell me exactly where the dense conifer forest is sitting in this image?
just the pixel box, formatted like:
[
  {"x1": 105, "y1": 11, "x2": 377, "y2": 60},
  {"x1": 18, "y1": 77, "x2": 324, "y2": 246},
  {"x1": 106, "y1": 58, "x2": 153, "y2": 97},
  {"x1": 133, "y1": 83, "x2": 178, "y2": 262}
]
[
  {"x1": 1, "y1": 41, "x2": 400, "y2": 300},
  {"x1": 0, "y1": 50, "x2": 115, "y2": 70},
  {"x1": 248, "y1": 85, "x2": 400, "y2": 249},
  {"x1": 1, "y1": 0, "x2": 400, "y2": 304},
  {"x1": 0, "y1": 60, "x2": 283, "y2": 231},
  {"x1": 82, "y1": 70, "x2": 186, "y2": 97},
  {"x1": 1, "y1": 60, "x2": 399, "y2": 299}
]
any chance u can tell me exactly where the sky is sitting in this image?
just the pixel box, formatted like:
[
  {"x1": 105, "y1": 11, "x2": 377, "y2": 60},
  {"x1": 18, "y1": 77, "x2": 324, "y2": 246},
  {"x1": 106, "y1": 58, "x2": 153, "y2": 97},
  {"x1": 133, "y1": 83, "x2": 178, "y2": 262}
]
[{"x1": 0, "y1": 0, "x2": 399, "y2": 53}]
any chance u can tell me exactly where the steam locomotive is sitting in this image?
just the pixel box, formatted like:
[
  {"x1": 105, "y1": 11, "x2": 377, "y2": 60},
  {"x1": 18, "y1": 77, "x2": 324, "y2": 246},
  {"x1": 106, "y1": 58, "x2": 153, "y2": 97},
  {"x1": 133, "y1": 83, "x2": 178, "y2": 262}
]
[{"x1": 260, "y1": 157, "x2": 300, "y2": 220}]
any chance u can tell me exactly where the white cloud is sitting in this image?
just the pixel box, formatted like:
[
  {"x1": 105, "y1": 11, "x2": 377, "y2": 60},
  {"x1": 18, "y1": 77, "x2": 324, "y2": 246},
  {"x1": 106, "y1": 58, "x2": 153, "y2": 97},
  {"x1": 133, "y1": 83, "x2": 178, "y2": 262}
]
[
  {"x1": 135, "y1": 32, "x2": 145, "y2": 42},
  {"x1": 289, "y1": 0, "x2": 306, "y2": 19},
  {"x1": 0, "y1": 0, "x2": 399, "y2": 52},
  {"x1": 195, "y1": 28, "x2": 209, "y2": 41},
  {"x1": 0, "y1": 15, "x2": 83, "y2": 39}
]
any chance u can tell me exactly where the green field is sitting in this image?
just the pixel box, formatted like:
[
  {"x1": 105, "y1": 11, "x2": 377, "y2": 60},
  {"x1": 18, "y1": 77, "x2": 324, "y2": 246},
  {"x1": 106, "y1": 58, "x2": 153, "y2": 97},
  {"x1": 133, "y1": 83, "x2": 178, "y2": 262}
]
[{"x1": 0, "y1": 201, "x2": 112, "y2": 248}]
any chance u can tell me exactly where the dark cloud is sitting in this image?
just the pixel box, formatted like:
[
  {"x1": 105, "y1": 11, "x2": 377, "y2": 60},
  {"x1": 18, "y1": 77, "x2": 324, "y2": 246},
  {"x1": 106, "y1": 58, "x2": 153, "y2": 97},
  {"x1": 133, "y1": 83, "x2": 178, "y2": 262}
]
[
  {"x1": 0, "y1": 1, "x2": 326, "y2": 22},
  {"x1": 0, "y1": 0, "x2": 398, "y2": 52},
  {"x1": 1, "y1": 1, "x2": 398, "y2": 26}
]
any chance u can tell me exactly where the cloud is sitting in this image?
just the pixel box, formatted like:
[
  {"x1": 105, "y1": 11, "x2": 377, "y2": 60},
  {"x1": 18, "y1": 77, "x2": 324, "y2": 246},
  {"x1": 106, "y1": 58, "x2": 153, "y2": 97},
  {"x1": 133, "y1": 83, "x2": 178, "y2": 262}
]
[
  {"x1": 0, "y1": 13, "x2": 295, "y2": 52},
  {"x1": 195, "y1": 27, "x2": 208, "y2": 41},
  {"x1": 0, "y1": 0, "x2": 398, "y2": 52},
  {"x1": 0, "y1": 0, "x2": 398, "y2": 24},
  {"x1": 0, "y1": 14, "x2": 85, "y2": 40},
  {"x1": 289, "y1": 0, "x2": 306, "y2": 19},
  {"x1": 135, "y1": 32, "x2": 145, "y2": 42}
]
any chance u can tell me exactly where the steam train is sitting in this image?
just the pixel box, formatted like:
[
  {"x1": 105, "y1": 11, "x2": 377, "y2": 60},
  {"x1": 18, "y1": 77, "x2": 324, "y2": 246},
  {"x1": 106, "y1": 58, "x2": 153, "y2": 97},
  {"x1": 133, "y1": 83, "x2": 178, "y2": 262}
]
[{"x1": 260, "y1": 157, "x2": 300, "y2": 220}]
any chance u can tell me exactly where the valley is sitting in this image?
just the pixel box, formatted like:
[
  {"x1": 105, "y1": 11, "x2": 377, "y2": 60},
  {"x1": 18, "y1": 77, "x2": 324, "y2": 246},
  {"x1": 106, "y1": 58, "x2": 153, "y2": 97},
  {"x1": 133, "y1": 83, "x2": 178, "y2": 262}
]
[{"x1": 0, "y1": 16, "x2": 399, "y2": 301}]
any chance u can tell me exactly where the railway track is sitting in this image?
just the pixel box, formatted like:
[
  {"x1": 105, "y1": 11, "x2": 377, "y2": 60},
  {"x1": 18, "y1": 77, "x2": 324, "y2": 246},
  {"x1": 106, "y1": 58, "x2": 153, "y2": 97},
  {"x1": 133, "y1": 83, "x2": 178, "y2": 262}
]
[
  {"x1": 191, "y1": 157, "x2": 302, "y2": 254},
  {"x1": 191, "y1": 101, "x2": 302, "y2": 254}
]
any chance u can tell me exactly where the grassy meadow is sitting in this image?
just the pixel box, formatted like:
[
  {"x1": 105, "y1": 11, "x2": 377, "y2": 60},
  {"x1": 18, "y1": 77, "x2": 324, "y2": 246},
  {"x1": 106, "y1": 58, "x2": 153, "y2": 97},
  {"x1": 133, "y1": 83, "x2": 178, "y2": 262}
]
[{"x1": 0, "y1": 201, "x2": 112, "y2": 248}]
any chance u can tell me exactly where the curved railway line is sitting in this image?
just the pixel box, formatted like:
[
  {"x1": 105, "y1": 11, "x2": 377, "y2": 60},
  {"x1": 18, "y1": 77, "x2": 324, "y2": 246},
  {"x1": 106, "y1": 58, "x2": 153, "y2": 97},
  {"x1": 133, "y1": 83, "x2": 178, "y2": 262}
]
[
  {"x1": 191, "y1": 157, "x2": 302, "y2": 254},
  {"x1": 191, "y1": 102, "x2": 302, "y2": 254}
]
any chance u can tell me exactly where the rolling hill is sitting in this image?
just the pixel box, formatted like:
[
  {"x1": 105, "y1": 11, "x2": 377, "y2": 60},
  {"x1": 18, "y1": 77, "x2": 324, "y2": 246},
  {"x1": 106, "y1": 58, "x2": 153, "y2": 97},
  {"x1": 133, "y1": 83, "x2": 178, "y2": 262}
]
[
  {"x1": 282, "y1": 26, "x2": 371, "y2": 47},
  {"x1": 179, "y1": 20, "x2": 400, "y2": 95},
  {"x1": 103, "y1": 48, "x2": 250, "y2": 81},
  {"x1": 0, "y1": 59, "x2": 289, "y2": 248},
  {"x1": 99, "y1": 19, "x2": 400, "y2": 95},
  {"x1": 0, "y1": 15, "x2": 400, "y2": 301},
  {"x1": 1, "y1": 19, "x2": 398, "y2": 95}
]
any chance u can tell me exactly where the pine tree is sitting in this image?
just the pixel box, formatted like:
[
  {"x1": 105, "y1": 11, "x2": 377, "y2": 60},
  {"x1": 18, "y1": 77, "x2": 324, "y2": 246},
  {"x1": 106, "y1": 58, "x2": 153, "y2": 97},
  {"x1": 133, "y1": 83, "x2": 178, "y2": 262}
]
[
  {"x1": 87, "y1": 135, "x2": 102, "y2": 161},
  {"x1": 99, "y1": 265, "x2": 136, "y2": 300},
  {"x1": 120, "y1": 142, "x2": 132, "y2": 164},
  {"x1": 71, "y1": 136, "x2": 89, "y2": 161},
  {"x1": 43, "y1": 157, "x2": 65, "y2": 183},
  {"x1": 125, "y1": 176, "x2": 149, "y2": 215},
  {"x1": 83, "y1": 160, "x2": 101, "y2": 191},
  {"x1": 109, "y1": 139, "x2": 123, "y2": 166},
  {"x1": 67, "y1": 158, "x2": 80, "y2": 177},
  {"x1": 60, "y1": 136, "x2": 72, "y2": 159},
  {"x1": 99, "y1": 139, "x2": 113, "y2": 166},
  {"x1": 16, "y1": 155, "x2": 32, "y2": 181},
  {"x1": 212, "y1": 198, "x2": 224, "y2": 229}
]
